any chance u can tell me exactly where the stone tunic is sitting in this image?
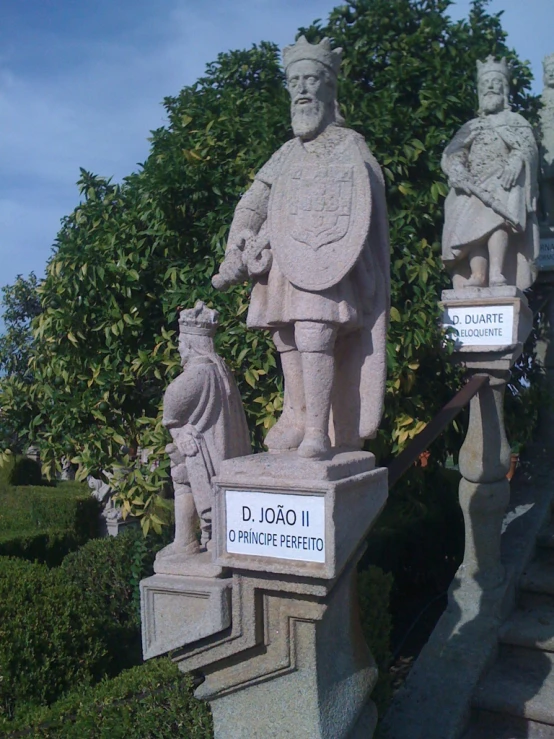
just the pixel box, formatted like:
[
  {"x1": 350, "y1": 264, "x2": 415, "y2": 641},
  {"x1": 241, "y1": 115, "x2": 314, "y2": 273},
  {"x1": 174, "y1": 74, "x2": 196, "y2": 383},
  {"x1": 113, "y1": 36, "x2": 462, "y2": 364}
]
[
  {"x1": 239, "y1": 124, "x2": 390, "y2": 441},
  {"x1": 247, "y1": 126, "x2": 384, "y2": 335}
]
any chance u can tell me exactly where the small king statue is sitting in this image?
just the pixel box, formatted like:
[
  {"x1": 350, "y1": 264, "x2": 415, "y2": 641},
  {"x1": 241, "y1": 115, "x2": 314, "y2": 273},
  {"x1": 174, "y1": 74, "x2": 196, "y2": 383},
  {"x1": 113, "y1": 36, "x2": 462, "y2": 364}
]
[{"x1": 158, "y1": 301, "x2": 251, "y2": 559}]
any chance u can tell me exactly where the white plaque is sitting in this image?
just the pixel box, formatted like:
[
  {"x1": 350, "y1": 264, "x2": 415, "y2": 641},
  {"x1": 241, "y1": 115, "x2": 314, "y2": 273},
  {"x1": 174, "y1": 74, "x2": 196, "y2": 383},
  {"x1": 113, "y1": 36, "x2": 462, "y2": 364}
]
[
  {"x1": 538, "y1": 237, "x2": 554, "y2": 271},
  {"x1": 225, "y1": 490, "x2": 325, "y2": 562},
  {"x1": 442, "y1": 304, "x2": 514, "y2": 348}
]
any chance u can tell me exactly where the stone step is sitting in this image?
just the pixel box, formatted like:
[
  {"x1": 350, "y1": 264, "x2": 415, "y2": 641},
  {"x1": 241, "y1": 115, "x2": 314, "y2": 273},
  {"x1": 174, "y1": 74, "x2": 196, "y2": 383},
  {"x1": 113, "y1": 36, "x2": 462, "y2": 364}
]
[
  {"x1": 473, "y1": 645, "x2": 554, "y2": 726},
  {"x1": 521, "y1": 550, "x2": 554, "y2": 596},
  {"x1": 500, "y1": 593, "x2": 554, "y2": 652},
  {"x1": 463, "y1": 709, "x2": 554, "y2": 738}
]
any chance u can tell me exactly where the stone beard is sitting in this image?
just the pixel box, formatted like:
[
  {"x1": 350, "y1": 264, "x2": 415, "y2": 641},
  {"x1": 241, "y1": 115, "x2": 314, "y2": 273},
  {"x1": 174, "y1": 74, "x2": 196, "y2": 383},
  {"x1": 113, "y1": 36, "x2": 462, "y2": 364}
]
[
  {"x1": 441, "y1": 57, "x2": 539, "y2": 290},
  {"x1": 539, "y1": 55, "x2": 554, "y2": 227},
  {"x1": 212, "y1": 37, "x2": 390, "y2": 459}
]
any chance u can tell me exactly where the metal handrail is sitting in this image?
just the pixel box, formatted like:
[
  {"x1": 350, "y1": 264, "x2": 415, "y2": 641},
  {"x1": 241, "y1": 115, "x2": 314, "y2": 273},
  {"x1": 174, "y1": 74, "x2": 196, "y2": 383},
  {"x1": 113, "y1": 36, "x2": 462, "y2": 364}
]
[{"x1": 387, "y1": 374, "x2": 490, "y2": 487}]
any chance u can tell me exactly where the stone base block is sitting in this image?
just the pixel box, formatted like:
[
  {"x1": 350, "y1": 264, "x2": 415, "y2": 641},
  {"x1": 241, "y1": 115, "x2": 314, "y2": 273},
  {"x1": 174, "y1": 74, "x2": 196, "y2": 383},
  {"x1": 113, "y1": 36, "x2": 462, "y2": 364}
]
[
  {"x1": 154, "y1": 548, "x2": 226, "y2": 578},
  {"x1": 441, "y1": 286, "x2": 532, "y2": 370},
  {"x1": 141, "y1": 574, "x2": 232, "y2": 659},
  {"x1": 213, "y1": 451, "x2": 387, "y2": 580},
  {"x1": 200, "y1": 561, "x2": 377, "y2": 739}
]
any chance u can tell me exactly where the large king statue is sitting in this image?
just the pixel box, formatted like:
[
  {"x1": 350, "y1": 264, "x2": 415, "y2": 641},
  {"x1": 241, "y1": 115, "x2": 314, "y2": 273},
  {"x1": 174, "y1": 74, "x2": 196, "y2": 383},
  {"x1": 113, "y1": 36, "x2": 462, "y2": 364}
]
[
  {"x1": 441, "y1": 55, "x2": 539, "y2": 290},
  {"x1": 212, "y1": 36, "x2": 390, "y2": 459}
]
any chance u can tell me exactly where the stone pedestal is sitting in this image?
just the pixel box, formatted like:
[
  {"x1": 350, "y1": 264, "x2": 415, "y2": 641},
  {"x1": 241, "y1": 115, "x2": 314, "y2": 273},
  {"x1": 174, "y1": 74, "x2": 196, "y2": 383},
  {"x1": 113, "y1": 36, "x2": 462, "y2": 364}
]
[
  {"x1": 441, "y1": 287, "x2": 528, "y2": 595},
  {"x1": 141, "y1": 451, "x2": 387, "y2": 739}
]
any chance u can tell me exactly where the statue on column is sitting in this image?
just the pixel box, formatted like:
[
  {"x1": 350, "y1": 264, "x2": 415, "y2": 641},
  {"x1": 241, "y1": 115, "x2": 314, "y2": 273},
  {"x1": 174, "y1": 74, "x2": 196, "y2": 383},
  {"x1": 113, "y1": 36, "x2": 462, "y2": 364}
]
[
  {"x1": 212, "y1": 36, "x2": 390, "y2": 459},
  {"x1": 158, "y1": 301, "x2": 251, "y2": 558},
  {"x1": 539, "y1": 53, "x2": 554, "y2": 230},
  {"x1": 441, "y1": 56, "x2": 539, "y2": 290}
]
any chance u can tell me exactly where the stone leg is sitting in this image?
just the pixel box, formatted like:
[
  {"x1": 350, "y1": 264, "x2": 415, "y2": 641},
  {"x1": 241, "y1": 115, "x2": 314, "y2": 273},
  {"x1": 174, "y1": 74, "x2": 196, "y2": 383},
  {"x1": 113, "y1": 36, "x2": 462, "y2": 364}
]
[
  {"x1": 457, "y1": 371, "x2": 511, "y2": 590},
  {"x1": 488, "y1": 228, "x2": 509, "y2": 287},
  {"x1": 467, "y1": 244, "x2": 488, "y2": 287},
  {"x1": 162, "y1": 483, "x2": 200, "y2": 556},
  {"x1": 265, "y1": 328, "x2": 306, "y2": 452},
  {"x1": 295, "y1": 321, "x2": 337, "y2": 459}
]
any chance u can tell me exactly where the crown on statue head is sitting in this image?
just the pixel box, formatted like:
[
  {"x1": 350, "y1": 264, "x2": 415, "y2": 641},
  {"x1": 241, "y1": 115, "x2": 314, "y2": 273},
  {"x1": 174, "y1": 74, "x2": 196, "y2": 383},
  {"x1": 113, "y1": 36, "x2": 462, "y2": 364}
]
[
  {"x1": 544, "y1": 53, "x2": 554, "y2": 72},
  {"x1": 178, "y1": 301, "x2": 219, "y2": 336},
  {"x1": 282, "y1": 36, "x2": 342, "y2": 77},
  {"x1": 477, "y1": 55, "x2": 510, "y2": 84}
]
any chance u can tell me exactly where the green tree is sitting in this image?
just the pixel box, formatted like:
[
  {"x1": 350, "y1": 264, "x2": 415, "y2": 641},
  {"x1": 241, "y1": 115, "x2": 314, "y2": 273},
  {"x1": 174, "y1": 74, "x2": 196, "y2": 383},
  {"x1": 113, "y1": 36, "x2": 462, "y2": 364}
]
[
  {"x1": 0, "y1": 0, "x2": 539, "y2": 529},
  {"x1": 0, "y1": 273, "x2": 42, "y2": 454}
]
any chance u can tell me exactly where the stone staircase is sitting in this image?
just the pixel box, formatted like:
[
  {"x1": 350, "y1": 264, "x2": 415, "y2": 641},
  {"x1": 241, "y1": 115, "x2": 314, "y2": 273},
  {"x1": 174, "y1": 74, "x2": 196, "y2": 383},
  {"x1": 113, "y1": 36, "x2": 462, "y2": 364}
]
[{"x1": 464, "y1": 522, "x2": 554, "y2": 738}]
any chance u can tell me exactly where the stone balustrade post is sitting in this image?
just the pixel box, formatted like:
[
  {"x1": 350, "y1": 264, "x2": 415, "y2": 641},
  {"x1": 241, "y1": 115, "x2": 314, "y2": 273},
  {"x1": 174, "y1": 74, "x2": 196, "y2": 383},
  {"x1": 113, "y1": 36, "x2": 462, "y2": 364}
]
[
  {"x1": 457, "y1": 370, "x2": 511, "y2": 590},
  {"x1": 440, "y1": 286, "x2": 532, "y2": 594}
]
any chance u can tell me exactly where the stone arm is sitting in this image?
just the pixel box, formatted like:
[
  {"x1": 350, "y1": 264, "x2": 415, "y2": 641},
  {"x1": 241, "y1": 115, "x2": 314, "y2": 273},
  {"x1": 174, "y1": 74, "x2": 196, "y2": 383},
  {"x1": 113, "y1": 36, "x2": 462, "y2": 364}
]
[
  {"x1": 212, "y1": 180, "x2": 271, "y2": 291},
  {"x1": 162, "y1": 370, "x2": 203, "y2": 461},
  {"x1": 497, "y1": 117, "x2": 539, "y2": 194}
]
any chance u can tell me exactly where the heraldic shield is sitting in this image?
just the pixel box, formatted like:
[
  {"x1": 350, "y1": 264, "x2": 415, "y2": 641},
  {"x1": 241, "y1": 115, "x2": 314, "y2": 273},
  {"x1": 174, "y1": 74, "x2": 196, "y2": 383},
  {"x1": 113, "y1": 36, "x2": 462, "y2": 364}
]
[{"x1": 268, "y1": 136, "x2": 372, "y2": 291}]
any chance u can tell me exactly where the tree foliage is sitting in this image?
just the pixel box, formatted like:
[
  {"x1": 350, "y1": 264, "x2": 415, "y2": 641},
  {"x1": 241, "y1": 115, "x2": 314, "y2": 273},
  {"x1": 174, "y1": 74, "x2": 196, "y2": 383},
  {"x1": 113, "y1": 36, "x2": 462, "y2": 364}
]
[
  {"x1": 0, "y1": 274, "x2": 42, "y2": 453},
  {"x1": 0, "y1": 0, "x2": 539, "y2": 528}
]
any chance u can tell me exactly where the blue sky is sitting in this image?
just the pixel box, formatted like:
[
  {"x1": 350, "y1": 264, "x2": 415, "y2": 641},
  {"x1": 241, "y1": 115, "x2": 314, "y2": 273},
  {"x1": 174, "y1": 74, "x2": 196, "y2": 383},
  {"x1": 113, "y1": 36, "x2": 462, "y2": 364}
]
[{"x1": 0, "y1": 0, "x2": 552, "y2": 299}]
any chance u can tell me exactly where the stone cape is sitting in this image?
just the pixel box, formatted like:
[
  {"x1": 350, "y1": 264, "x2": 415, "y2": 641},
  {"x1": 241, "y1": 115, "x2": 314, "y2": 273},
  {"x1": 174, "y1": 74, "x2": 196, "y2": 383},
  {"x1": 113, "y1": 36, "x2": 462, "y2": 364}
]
[
  {"x1": 442, "y1": 111, "x2": 540, "y2": 290},
  {"x1": 246, "y1": 125, "x2": 390, "y2": 441},
  {"x1": 162, "y1": 355, "x2": 251, "y2": 499},
  {"x1": 268, "y1": 131, "x2": 371, "y2": 291}
]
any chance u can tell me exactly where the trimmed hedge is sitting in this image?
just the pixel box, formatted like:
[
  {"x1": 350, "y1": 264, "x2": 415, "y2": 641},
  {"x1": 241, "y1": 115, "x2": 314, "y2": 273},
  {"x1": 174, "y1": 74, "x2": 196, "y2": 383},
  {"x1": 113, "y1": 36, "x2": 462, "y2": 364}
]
[
  {"x1": 0, "y1": 482, "x2": 101, "y2": 566},
  {"x1": 0, "y1": 658, "x2": 213, "y2": 738},
  {"x1": 0, "y1": 557, "x2": 112, "y2": 719},
  {"x1": 0, "y1": 530, "x2": 170, "y2": 720}
]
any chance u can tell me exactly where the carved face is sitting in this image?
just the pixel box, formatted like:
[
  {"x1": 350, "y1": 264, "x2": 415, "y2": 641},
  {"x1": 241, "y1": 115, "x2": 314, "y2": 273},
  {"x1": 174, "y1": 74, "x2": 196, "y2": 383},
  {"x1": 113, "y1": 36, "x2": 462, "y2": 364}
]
[
  {"x1": 478, "y1": 72, "x2": 506, "y2": 114},
  {"x1": 544, "y1": 63, "x2": 554, "y2": 90},
  {"x1": 178, "y1": 334, "x2": 194, "y2": 365},
  {"x1": 287, "y1": 59, "x2": 335, "y2": 140}
]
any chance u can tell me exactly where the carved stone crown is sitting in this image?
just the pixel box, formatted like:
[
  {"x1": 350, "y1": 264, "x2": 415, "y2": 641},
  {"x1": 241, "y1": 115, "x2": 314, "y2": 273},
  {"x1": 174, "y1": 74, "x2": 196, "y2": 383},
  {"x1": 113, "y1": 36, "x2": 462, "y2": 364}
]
[
  {"x1": 179, "y1": 300, "x2": 219, "y2": 336},
  {"x1": 477, "y1": 55, "x2": 510, "y2": 84},
  {"x1": 282, "y1": 35, "x2": 342, "y2": 77},
  {"x1": 544, "y1": 53, "x2": 554, "y2": 72}
]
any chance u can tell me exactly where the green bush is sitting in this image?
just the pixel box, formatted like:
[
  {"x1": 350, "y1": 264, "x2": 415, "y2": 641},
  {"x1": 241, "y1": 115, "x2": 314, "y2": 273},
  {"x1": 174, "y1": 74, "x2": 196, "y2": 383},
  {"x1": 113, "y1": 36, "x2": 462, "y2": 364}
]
[
  {"x1": 0, "y1": 530, "x2": 169, "y2": 720},
  {"x1": 8, "y1": 456, "x2": 43, "y2": 486},
  {"x1": 0, "y1": 658, "x2": 213, "y2": 738},
  {"x1": 0, "y1": 483, "x2": 101, "y2": 566},
  {"x1": 59, "y1": 529, "x2": 170, "y2": 669},
  {"x1": 0, "y1": 558, "x2": 112, "y2": 719}
]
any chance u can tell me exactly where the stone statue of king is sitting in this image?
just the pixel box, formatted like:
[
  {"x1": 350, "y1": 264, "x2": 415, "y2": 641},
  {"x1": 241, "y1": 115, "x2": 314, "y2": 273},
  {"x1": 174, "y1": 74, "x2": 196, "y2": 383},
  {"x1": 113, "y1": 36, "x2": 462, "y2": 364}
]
[
  {"x1": 441, "y1": 55, "x2": 539, "y2": 290},
  {"x1": 212, "y1": 36, "x2": 390, "y2": 459}
]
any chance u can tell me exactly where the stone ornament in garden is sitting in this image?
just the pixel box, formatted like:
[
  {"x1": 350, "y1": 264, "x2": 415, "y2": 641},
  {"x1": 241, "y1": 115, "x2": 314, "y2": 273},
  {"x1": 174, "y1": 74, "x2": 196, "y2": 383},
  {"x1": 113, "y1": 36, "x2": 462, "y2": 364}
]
[
  {"x1": 212, "y1": 35, "x2": 390, "y2": 459},
  {"x1": 441, "y1": 55, "x2": 539, "y2": 290},
  {"x1": 156, "y1": 301, "x2": 250, "y2": 565}
]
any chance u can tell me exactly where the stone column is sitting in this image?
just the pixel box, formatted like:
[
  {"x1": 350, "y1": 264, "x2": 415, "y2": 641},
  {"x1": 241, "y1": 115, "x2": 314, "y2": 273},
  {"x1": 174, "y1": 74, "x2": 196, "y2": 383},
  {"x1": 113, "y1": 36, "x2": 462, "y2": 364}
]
[
  {"x1": 440, "y1": 287, "x2": 532, "y2": 595},
  {"x1": 457, "y1": 370, "x2": 511, "y2": 590},
  {"x1": 141, "y1": 451, "x2": 388, "y2": 739}
]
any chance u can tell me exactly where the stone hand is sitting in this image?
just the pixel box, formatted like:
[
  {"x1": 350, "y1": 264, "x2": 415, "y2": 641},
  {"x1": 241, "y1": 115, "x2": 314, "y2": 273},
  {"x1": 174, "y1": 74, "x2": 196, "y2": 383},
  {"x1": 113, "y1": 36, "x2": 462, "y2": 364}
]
[
  {"x1": 448, "y1": 168, "x2": 472, "y2": 194},
  {"x1": 175, "y1": 435, "x2": 199, "y2": 457},
  {"x1": 212, "y1": 243, "x2": 248, "y2": 291},
  {"x1": 165, "y1": 442, "x2": 186, "y2": 464},
  {"x1": 499, "y1": 158, "x2": 522, "y2": 190}
]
